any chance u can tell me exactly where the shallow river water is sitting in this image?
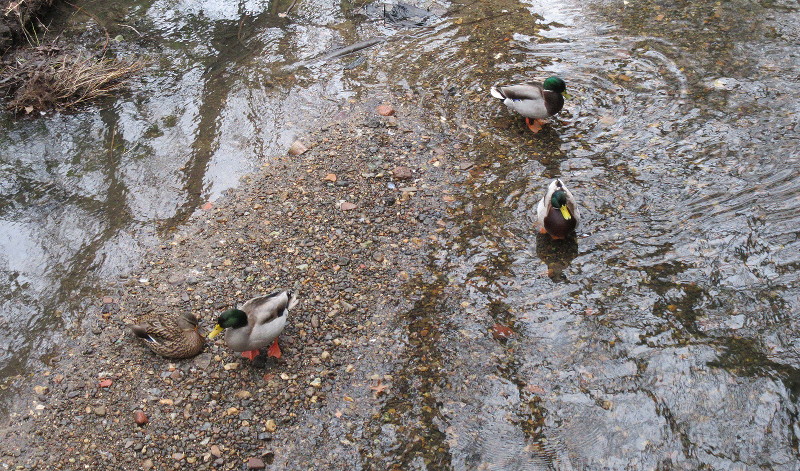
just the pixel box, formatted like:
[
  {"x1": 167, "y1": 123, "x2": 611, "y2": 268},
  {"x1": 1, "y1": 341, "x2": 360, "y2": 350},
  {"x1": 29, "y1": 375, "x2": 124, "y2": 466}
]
[{"x1": 1, "y1": 0, "x2": 799, "y2": 468}]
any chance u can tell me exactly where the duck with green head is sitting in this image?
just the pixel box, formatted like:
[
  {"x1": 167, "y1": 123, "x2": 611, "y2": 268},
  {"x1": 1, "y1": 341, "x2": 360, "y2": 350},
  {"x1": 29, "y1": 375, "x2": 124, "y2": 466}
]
[
  {"x1": 208, "y1": 290, "x2": 298, "y2": 360},
  {"x1": 536, "y1": 178, "x2": 579, "y2": 239},
  {"x1": 490, "y1": 76, "x2": 567, "y2": 133}
]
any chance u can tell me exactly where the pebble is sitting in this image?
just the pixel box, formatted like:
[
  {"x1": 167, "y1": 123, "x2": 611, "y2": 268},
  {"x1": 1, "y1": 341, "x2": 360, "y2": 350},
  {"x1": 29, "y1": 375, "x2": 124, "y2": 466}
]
[
  {"x1": 247, "y1": 457, "x2": 266, "y2": 470},
  {"x1": 167, "y1": 274, "x2": 185, "y2": 285},
  {"x1": 265, "y1": 419, "x2": 277, "y2": 432},
  {"x1": 376, "y1": 104, "x2": 395, "y2": 116},
  {"x1": 210, "y1": 444, "x2": 222, "y2": 457},
  {"x1": 340, "y1": 202, "x2": 357, "y2": 211},
  {"x1": 33, "y1": 385, "x2": 48, "y2": 395},
  {"x1": 93, "y1": 406, "x2": 107, "y2": 416},
  {"x1": 133, "y1": 410, "x2": 148, "y2": 425},
  {"x1": 235, "y1": 390, "x2": 253, "y2": 399},
  {"x1": 392, "y1": 166, "x2": 413, "y2": 180}
]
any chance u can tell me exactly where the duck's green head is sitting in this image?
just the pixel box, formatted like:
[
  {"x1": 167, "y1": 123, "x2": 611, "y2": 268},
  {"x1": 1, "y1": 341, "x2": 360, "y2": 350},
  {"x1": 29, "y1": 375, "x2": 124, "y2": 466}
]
[
  {"x1": 551, "y1": 190, "x2": 572, "y2": 220},
  {"x1": 208, "y1": 309, "x2": 248, "y2": 338},
  {"x1": 543, "y1": 76, "x2": 566, "y2": 94}
]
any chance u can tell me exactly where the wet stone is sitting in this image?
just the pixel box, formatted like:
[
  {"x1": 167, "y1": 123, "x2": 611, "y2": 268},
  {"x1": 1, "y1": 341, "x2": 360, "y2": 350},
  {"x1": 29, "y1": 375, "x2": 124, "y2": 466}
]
[
  {"x1": 392, "y1": 166, "x2": 413, "y2": 180},
  {"x1": 247, "y1": 457, "x2": 266, "y2": 469}
]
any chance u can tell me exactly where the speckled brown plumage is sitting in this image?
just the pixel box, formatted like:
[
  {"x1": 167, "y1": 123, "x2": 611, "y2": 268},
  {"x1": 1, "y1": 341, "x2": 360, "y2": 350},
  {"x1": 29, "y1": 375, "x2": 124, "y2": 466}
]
[{"x1": 131, "y1": 312, "x2": 204, "y2": 359}]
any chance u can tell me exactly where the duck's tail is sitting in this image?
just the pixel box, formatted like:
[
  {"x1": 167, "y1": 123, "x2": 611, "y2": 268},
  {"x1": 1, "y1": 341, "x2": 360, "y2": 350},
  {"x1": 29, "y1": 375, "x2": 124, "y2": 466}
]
[{"x1": 490, "y1": 86, "x2": 506, "y2": 100}]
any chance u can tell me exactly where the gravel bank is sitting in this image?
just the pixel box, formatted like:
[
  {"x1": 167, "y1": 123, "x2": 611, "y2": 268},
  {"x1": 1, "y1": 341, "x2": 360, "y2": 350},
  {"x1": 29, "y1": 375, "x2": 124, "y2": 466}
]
[{"x1": 0, "y1": 99, "x2": 461, "y2": 469}]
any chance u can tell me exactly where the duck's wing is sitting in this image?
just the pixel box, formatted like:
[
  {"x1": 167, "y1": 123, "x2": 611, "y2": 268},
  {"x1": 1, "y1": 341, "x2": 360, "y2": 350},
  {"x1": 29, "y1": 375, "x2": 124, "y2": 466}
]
[
  {"x1": 561, "y1": 183, "x2": 580, "y2": 221},
  {"x1": 491, "y1": 83, "x2": 544, "y2": 101},
  {"x1": 131, "y1": 316, "x2": 180, "y2": 343},
  {"x1": 241, "y1": 291, "x2": 297, "y2": 326}
]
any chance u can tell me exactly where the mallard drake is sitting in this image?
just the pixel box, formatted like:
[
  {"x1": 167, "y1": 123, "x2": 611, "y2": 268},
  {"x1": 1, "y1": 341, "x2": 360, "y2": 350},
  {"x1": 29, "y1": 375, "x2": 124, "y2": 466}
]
[
  {"x1": 131, "y1": 312, "x2": 204, "y2": 359},
  {"x1": 536, "y1": 179, "x2": 579, "y2": 239},
  {"x1": 490, "y1": 76, "x2": 566, "y2": 133},
  {"x1": 208, "y1": 290, "x2": 298, "y2": 360}
]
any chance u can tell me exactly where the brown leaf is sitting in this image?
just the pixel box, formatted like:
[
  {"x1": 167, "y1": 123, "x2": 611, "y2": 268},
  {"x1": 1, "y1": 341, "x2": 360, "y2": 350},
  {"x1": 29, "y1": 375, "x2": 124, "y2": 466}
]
[
  {"x1": 370, "y1": 380, "x2": 389, "y2": 397},
  {"x1": 491, "y1": 323, "x2": 514, "y2": 339},
  {"x1": 525, "y1": 384, "x2": 545, "y2": 394}
]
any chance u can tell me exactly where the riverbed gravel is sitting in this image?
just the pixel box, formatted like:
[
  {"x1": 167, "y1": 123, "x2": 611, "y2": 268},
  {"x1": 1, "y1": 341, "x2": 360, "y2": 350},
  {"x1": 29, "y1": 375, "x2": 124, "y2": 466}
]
[{"x1": 0, "y1": 99, "x2": 461, "y2": 470}]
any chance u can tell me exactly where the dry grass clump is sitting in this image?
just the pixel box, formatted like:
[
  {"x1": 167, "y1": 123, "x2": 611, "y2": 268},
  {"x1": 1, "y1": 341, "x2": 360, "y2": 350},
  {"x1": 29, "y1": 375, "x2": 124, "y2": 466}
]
[{"x1": 0, "y1": 47, "x2": 144, "y2": 113}]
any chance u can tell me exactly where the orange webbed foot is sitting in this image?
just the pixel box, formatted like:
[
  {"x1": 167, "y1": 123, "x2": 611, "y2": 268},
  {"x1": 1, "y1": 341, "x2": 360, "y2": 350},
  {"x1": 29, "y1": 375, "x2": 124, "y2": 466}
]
[
  {"x1": 267, "y1": 339, "x2": 282, "y2": 359},
  {"x1": 241, "y1": 350, "x2": 260, "y2": 361},
  {"x1": 526, "y1": 118, "x2": 544, "y2": 133}
]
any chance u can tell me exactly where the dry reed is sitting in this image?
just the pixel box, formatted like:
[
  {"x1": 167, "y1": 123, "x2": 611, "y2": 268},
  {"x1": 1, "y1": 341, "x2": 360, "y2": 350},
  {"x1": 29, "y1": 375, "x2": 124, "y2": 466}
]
[{"x1": 2, "y1": 50, "x2": 144, "y2": 112}]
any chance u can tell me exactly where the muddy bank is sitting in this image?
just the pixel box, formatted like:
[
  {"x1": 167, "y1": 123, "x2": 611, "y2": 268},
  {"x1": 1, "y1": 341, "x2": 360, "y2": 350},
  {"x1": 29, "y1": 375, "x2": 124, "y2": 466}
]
[
  {"x1": 0, "y1": 0, "x2": 142, "y2": 113},
  {"x1": 0, "y1": 98, "x2": 458, "y2": 469},
  {"x1": 0, "y1": 0, "x2": 53, "y2": 53}
]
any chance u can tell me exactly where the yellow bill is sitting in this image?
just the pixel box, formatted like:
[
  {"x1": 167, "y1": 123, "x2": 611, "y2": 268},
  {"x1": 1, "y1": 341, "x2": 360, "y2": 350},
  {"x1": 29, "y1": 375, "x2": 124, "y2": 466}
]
[
  {"x1": 208, "y1": 324, "x2": 224, "y2": 339},
  {"x1": 559, "y1": 205, "x2": 572, "y2": 220}
]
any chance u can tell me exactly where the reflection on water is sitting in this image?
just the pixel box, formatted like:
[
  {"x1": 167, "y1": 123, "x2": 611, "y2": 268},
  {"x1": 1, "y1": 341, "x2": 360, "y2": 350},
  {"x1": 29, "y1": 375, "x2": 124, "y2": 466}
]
[
  {"x1": 2, "y1": 0, "x2": 800, "y2": 468},
  {"x1": 0, "y1": 0, "x2": 399, "y2": 383}
]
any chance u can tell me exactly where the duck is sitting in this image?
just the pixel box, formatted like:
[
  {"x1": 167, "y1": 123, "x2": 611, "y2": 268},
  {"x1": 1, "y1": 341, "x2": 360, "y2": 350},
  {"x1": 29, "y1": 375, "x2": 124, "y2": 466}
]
[
  {"x1": 490, "y1": 76, "x2": 566, "y2": 133},
  {"x1": 208, "y1": 290, "x2": 298, "y2": 360},
  {"x1": 131, "y1": 312, "x2": 204, "y2": 359},
  {"x1": 536, "y1": 179, "x2": 579, "y2": 239}
]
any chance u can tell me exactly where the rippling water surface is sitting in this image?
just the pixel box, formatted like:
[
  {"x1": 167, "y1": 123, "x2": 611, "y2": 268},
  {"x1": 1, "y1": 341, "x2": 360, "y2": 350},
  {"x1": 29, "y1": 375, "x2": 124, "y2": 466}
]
[{"x1": 1, "y1": 0, "x2": 799, "y2": 468}]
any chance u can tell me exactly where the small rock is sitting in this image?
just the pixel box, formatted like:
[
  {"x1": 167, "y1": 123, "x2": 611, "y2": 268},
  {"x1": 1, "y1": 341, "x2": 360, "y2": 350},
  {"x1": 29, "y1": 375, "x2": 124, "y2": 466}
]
[
  {"x1": 102, "y1": 296, "x2": 114, "y2": 304},
  {"x1": 288, "y1": 140, "x2": 308, "y2": 156},
  {"x1": 376, "y1": 104, "x2": 395, "y2": 116},
  {"x1": 265, "y1": 419, "x2": 277, "y2": 432},
  {"x1": 172, "y1": 452, "x2": 185, "y2": 461},
  {"x1": 133, "y1": 410, "x2": 149, "y2": 426},
  {"x1": 392, "y1": 166, "x2": 413, "y2": 180},
  {"x1": 223, "y1": 362, "x2": 240, "y2": 370},
  {"x1": 193, "y1": 353, "x2": 212, "y2": 369},
  {"x1": 142, "y1": 459, "x2": 153, "y2": 470},
  {"x1": 33, "y1": 385, "x2": 48, "y2": 395},
  {"x1": 210, "y1": 445, "x2": 222, "y2": 457},
  {"x1": 167, "y1": 274, "x2": 186, "y2": 285},
  {"x1": 340, "y1": 202, "x2": 357, "y2": 211},
  {"x1": 247, "y1": 457, "x2": 266, "y2": 470},
  {"x1": 94, "y1": 406, "x2": 107, "y2": 416},
  {"x1": 310, "y1": 315, "x2": 319, "y2": 329},
  {"x1": 324, "y1": 173, "x2": 337, "y2": 182},
  {"x1": 235, "y1": 390, "x2": 253, "y2": 399}
]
